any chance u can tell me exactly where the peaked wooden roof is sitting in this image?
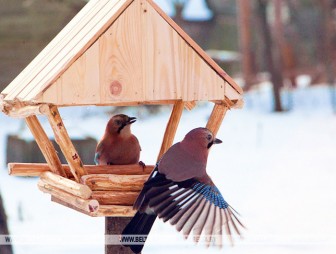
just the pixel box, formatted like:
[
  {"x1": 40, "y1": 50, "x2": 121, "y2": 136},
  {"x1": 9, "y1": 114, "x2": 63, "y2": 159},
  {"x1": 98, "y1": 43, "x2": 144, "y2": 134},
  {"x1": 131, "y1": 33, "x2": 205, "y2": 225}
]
[{"x1": 1, "y1": 0, "x2": 243, "y2": 107}]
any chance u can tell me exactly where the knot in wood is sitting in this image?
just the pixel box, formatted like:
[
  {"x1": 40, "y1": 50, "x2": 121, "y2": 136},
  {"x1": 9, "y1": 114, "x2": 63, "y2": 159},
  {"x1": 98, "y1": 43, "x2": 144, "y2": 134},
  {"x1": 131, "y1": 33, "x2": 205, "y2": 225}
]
[{"x1": 109, "y1": 81, "x2": 122, "y2": 96}]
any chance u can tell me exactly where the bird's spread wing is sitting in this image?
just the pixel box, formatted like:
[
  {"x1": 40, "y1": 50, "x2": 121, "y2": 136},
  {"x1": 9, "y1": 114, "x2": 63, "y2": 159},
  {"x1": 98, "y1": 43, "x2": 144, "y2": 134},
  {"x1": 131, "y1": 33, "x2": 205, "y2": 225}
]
[{"x1": 134, "y1": 166, "x2": 245, "y2": 247}]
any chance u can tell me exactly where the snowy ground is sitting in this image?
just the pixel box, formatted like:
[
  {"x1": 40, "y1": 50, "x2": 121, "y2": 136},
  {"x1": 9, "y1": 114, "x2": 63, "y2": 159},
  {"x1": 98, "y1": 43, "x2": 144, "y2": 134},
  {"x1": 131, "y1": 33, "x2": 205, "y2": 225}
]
[{"x1": 1, "y1": 84, "x2": 336, "y2": 254}]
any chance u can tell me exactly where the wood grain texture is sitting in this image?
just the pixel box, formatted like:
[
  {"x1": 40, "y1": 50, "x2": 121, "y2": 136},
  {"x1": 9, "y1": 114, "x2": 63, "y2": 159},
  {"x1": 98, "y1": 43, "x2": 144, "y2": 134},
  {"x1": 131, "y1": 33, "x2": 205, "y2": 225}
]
[
  {"x1": 38, "y1": 179, "x2": 99, "y2": 213},
  {"x1": 157, "y1": 100, "x2": 184, "y2": 161},
  {"x1": 40, "y1": 171, "x2": 92, "y2": 199},
  {"x1": 206, "y1": 103, "x2": 229, "y2": 137},
  {"x1": 41, "y1": 105, "x2": 87, "y2": 181},
  {"x1": 97, "y1": 205, "x2": 135, "y2": 217},
  {"x1": 25, "y1": 116, "x2": 66, "y2": 177},
  {"x1": 52, "y1": 197, "x2": 136, "y2": 217},
  {"x1": 100, "y1": 0, "x2": 143, "y2": 104},
  {"x1": 3, "y1": 104, "x2": 43, "y2": 118},
  {"x1": 9, "y1": 163, "x2": 153, "y2": 177},
  {"x1": 30, "y1": 0, "x2": 241, "y2": 106},
  {"x1": 92, "y1": 191, "x2": 138, "y2": 205},
  {"x1": 51, "y1": 196, "x2": 97, "y2": 216},
  {"x1": 81, "y1": 174, "x2": 148, "y2": 191}
]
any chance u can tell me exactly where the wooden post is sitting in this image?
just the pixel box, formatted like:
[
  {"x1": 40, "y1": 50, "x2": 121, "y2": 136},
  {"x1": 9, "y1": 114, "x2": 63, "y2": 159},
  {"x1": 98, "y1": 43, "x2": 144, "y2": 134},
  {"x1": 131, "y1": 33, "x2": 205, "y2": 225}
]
[
  {"x1": 0, "y1": 192, "x2": 13, "y2": 254},
  {"x1": 106, "y1": 217, "x2": 133, "y2": 254},
  {"x1": 40, "y1": 104, "x2": 87, "y2": 182},
  {"x1": 206, "y1": 103, "x2": 229, "y2": 137},
  {"x1": 157, "y1": 100, "x2": 184, "y2": 161},
  {"x1": 25, "y1": 115, "x2": 66, "y2": 177}
]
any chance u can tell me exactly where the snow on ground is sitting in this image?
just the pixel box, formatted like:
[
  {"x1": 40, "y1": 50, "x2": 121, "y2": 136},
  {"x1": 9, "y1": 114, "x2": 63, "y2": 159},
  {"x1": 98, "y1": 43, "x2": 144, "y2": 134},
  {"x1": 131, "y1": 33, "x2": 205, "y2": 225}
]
[{"x1": 1, "y1": 84, "x2": 336, "y2": 254}]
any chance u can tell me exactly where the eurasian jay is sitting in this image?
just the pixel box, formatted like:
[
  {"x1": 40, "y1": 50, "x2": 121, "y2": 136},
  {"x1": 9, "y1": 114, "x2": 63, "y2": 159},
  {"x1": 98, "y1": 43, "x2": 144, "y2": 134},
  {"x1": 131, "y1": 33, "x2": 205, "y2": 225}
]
[
  {"x1": 122, "y1": 127, "x2": 244, "y2": 253},
  {"x1": 94, "y1": 114, "x2": 141, "y2": 165}
]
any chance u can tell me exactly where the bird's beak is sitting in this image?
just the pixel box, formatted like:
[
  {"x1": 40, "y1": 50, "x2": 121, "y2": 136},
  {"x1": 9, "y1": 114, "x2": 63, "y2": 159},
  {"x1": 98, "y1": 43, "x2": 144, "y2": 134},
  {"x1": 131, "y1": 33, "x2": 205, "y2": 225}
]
[
  {"x1": 213, "y1": 138, "x2": 222, "y2": 144},
  {"x1": 127, "y1": 117, "x2": 137, "y2": 124}
]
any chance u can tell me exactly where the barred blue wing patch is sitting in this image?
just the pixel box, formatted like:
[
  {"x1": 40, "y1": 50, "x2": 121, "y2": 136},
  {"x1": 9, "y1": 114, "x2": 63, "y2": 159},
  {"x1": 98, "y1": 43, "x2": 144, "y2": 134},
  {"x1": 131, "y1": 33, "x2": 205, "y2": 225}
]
[
  {"x1": 192, "y1": 182, "x2": 229, "y2": 209},
  {"x1": 144, "y1": 173, "x2": 245, "y2": 246}
]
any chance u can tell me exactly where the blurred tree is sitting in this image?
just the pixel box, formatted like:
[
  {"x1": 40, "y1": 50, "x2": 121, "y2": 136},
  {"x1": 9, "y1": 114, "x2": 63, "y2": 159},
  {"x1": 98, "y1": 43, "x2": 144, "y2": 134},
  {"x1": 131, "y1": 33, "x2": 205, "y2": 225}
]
[
  {"x1": 317, "y1": 0, "x2": 336, "y2": 111},
  {"x1": 0, "y1": 192, "x2": 13, "y2": 254},
  {"x1": 256, "y1": 0, "x2": 284, "y2": 112},
  {"x1": 237, "y1": 0, "x2": 255, "y2": 90}
]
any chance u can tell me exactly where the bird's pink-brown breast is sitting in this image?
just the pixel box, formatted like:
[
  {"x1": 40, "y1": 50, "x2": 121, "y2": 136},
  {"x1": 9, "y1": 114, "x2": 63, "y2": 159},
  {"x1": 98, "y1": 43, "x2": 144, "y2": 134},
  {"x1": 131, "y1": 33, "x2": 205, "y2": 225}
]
[
  {"x1": 96, "y1": 134, "x2": 140, "y2": 165},
  {"x1": 158, "y1": 142, "x2": 208, "y2": 182}
]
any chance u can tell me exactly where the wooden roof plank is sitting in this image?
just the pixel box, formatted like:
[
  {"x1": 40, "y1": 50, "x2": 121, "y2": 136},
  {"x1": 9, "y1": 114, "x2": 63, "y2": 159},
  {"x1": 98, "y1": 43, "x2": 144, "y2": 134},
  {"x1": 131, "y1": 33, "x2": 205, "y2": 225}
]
[
  {"x1": 21, "y1": 0, "x2": 131, "y2": 102},
  {"x1": 2, "y1": 0, "x2": 103, "y2": 99},
  {"x1": 1, "y1": 0, "x2": 243, "y2": 106}
]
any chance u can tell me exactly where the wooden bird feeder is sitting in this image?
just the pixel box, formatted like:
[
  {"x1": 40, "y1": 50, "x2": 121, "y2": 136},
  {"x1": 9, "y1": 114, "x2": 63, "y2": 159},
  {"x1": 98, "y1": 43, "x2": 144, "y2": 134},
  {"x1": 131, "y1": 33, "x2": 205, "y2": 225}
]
[{"x1": 0, "y1": 0, "x2": 243, "y2": 218}]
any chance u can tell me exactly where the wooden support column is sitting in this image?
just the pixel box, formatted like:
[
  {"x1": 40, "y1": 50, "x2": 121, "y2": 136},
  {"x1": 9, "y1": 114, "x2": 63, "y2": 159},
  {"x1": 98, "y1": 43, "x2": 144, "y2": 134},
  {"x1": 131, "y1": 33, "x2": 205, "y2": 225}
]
[
  {"x1": 106, "y1": 217, "x2": 133, "y2": 254},
  {"x1": 40, "y1": 104, "x2": 87, "y2": 182},
  {"x1": 206, "y1": 103, "x2": 229, "y2": 137},
  {"x1": 157, "y1": 100, "x2": 184, "y2": 161},
  {"x1": 25, "y1": 115, "x2": 66, "y2": 177}
]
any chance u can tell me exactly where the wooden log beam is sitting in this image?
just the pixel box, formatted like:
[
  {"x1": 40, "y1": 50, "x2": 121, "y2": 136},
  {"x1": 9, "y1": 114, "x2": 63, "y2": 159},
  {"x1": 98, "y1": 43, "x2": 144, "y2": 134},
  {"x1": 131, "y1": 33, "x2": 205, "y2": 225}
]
[
  {"x1": 25, "y1": 116, "x2": 66, "y2": 177},
  {"x1": 81, "y1": 174, "x2": 147, "y2": 191},
  {"x1": 51, "y1": 196, "x2": 97, "y2": 216},
  {"x1": 40, "y1": 104, "x2": 87, "y2": 182},
  {"x1": 184, "y1": 101, "x2": 196, "y2": 111},
  {"x1": 38, "y1": 179, "x2": 99, "y2": 213},
  {"x1": 98, "y1": 205, "x2": 135, "y2": 217},
  {"x1": 52, "y1": 197, "x2": 135, "y2": 217},
  {"x1": 157, "y1": 100, "x2": 184, "y2": 161},
  {"x1": 40, "y1": 171, "x2": 92, "y2": 199},
  {"x1": 8, "y1": 163, "x2": 153, "y2": 177},
  {"x1": 91, "y1": 191, "x2": 138, "y2": 206},
  {"x1": 4, "y1": 104, "x2": 45, "y2": 118},
  {"x1": 206, "y1": 103, "x2": 229, "y2": 137}
]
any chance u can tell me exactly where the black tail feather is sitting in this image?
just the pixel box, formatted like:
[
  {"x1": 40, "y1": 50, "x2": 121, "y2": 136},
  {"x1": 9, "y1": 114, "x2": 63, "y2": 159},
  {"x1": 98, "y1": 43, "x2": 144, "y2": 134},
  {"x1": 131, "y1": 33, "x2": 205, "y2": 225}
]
[{"x1": 122, "y1": 212, "x2": 157, "y2": 254}]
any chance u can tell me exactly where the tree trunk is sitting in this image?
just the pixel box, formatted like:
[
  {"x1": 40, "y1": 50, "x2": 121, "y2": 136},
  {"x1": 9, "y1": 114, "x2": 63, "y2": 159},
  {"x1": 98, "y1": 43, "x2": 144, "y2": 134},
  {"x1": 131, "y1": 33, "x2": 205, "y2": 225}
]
[
  {"x1": 237, "y1": 0, "x2": 255, "y2": 90},
  {"x1": 105, "y1": 217, "x2": 133, "y2": 254},
  {"x1": 0, "y1": 193, "x2": 13, "y2": 254},
  {"x1": 257, "y1": 0, "x2": 284, "y2": 112},
  {"x1": 317, "y1": 0, "x2": 336, "y2": 111}
]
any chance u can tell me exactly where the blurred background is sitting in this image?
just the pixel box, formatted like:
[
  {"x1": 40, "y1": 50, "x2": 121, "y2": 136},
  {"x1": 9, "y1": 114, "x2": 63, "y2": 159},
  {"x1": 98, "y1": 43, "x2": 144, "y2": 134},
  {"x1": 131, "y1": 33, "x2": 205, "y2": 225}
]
[{"x1": 0, "y1": 0, "x2": 336, "y2": 254}]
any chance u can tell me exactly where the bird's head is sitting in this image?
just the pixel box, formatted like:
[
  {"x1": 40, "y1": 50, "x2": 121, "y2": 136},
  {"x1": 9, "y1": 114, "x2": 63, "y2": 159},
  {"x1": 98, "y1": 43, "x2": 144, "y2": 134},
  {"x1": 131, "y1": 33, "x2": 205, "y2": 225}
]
[
  {"x1": 182, "y1": 127, "x2": 222, "y2": 150},
  {"x1": 106, "y1": 114, "x2": 137, "y2": 135}
]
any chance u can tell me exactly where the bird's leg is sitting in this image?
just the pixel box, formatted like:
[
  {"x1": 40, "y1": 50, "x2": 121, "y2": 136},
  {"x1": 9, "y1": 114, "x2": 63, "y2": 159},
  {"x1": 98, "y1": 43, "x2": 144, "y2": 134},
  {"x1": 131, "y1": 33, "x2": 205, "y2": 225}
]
[{"x1": 139, "y1": 161, "x2": 146, "y2": 171}]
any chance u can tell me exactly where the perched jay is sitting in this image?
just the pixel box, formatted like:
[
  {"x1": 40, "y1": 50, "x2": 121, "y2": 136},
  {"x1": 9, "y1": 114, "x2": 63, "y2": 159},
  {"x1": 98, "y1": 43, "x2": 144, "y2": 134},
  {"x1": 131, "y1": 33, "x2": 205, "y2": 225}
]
[
  {"x1": 122, "y1": 127, "x2": 244, "y2": 253},
  {"x1": 94, "y1": 114, "x2": 141, "y2": 165}
]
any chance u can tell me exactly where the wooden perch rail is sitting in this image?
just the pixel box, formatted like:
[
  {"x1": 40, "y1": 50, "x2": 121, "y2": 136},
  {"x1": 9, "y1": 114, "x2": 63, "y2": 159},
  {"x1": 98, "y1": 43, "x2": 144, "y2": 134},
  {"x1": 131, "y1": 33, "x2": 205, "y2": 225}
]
[
  {"x1": 9, "y1": 163, "x2": 154, "y2": 177},
  {"x1": 40, "y1": 171, "x2": 92, "y2": 199},
  {"x1": 52, "y1": 197, "x2": 136, "y2": 217},
  {"x1": 38, "y1": 180, "x2": 99, "y2": 214},
  {"x1": 81, "y1": 174, "x2": 148, "y2": 191},
  {"x1": 91, "y1": 191, "x2": 138, "y2": 205},
  {"x1": 97, "y1": 205, "x2": 135, "y2": 217}
]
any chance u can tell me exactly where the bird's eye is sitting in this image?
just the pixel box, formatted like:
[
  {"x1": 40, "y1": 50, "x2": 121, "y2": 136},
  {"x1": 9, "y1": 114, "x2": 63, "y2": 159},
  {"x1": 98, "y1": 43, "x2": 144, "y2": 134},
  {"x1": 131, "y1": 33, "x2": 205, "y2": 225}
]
[
  {"x1": 207, "y1": 134, "x2": 212, "y2": 141},
  {"x1": 115, "y1": 120, "x2": 121, "y2": 125}
]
